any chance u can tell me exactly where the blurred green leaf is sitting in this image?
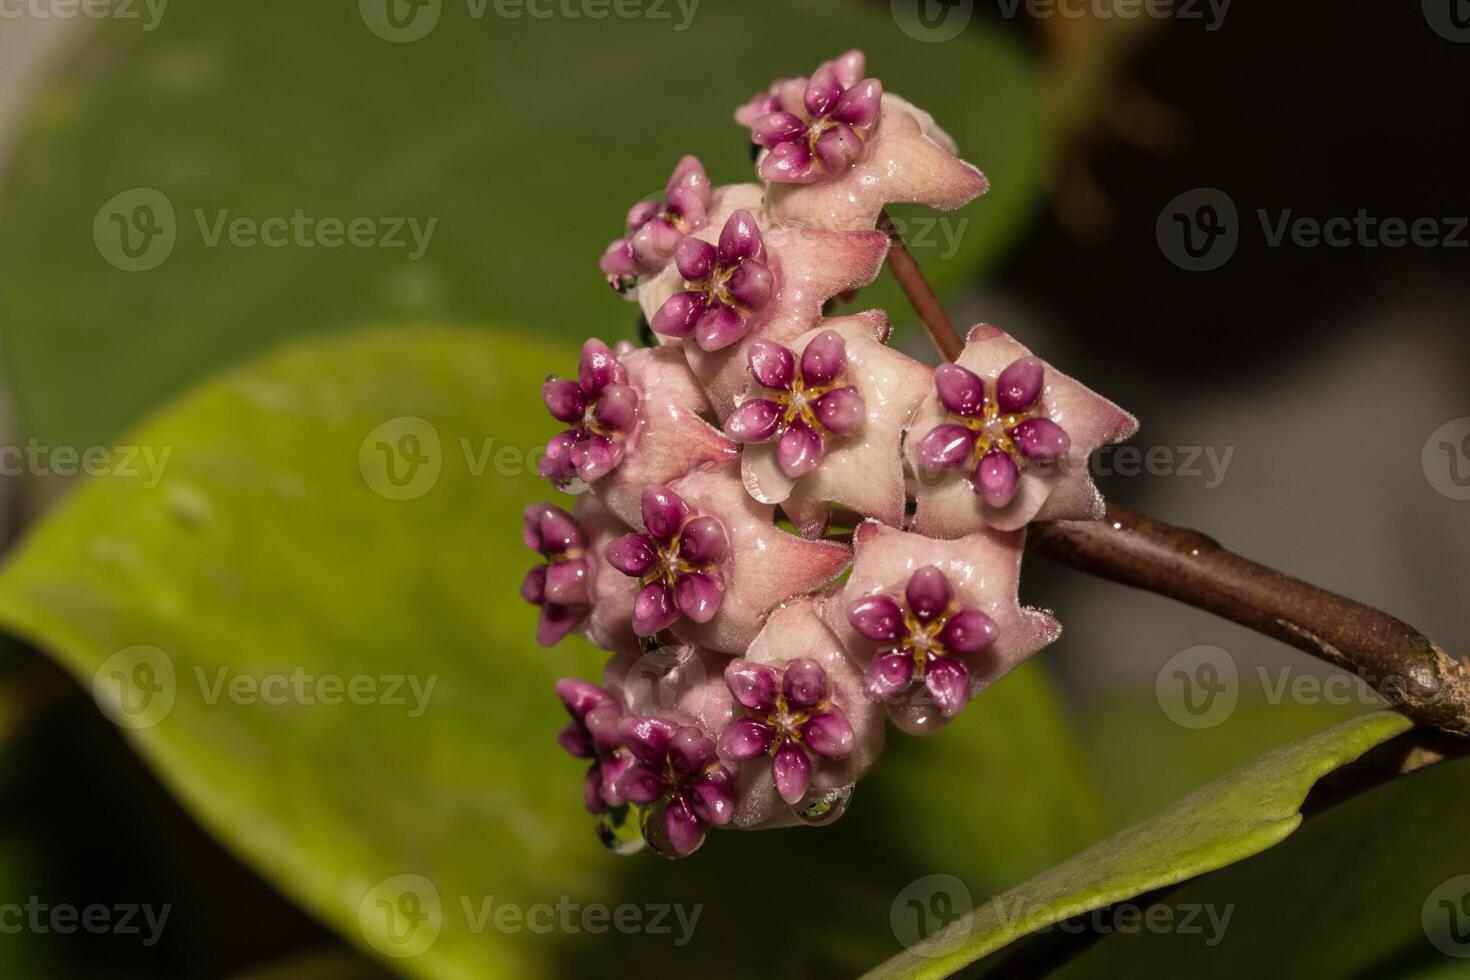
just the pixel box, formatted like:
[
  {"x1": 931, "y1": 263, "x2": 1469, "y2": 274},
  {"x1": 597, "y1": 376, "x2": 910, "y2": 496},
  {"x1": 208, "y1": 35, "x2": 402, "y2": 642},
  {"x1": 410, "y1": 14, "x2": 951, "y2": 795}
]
[
  {"x1": 0, "y1": 0, "x2": 1046, "y2": 453},
  {"x1": 1054, "y1": 750, "x2": 1470, "y2": 978},
  {"x1": 0, "y1": 326, "x2": 1099, "y2": 978},
  {"x1": 862, "y1": 711, "x2": 1412, "y2": 979}
]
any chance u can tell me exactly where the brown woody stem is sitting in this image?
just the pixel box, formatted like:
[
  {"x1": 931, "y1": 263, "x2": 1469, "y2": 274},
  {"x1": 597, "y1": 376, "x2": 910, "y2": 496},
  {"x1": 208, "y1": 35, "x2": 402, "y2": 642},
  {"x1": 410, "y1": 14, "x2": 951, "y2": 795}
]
[{"x1": 881, "y1": 215, "x2": 1470, "y2": 737}]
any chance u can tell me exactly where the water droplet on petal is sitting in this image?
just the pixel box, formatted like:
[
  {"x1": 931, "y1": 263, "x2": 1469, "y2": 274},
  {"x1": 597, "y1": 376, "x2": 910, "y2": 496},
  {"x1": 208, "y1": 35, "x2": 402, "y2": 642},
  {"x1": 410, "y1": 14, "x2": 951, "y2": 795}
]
[
  {"x1": 595, "y1": 804, "x2": 646, "y2": 856},
  {"x1": 795, "y1": 784, "x2": 853, "y2": 826}
]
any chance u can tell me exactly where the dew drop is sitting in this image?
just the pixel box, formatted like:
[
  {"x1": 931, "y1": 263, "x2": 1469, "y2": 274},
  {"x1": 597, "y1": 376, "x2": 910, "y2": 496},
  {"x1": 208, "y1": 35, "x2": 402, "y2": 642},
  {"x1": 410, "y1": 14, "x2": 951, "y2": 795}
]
[
  {"x1": 796, "y1": 784, "x2": 853, "y2": 826},
  {"x1": 595, "y1": 804, "x2": 646, "y2": 857}
]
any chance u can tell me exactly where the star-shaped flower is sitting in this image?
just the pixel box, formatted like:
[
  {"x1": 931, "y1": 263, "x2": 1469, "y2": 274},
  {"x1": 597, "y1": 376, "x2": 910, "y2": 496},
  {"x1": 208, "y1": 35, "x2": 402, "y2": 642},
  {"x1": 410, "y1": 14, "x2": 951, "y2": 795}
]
[
  {"x1": 637, "y1": 206, "x2": 888, "y2": 418},
  {"x1": 728, "y1": 311, "x2": 933, "y2": 537},
  {"x1": 738, "y1": 50, "x2": 988, "y2": 232},
  {"x1": 540, "y1": 338, "x2": 737, "y2": 525},
  {"x1": 818, "y1": 521, "x2": 1059, "y2": 735},
  {"x1": 614, "y1": 717, "x2": 736, "y2": 857},
  {"x1": 605, "y1": 485, "x2": 733, "y2": 638},
  {"x1": 905, "y1": 325, "x2": 1138, "y2": 535},
  {"x1": 650, "y1": 210, "x2": 775, "y2": 352},
  {"x1": 553, "y1": 678, "x2": 633, "y2": 814},
  {"x1": 715, "y1": 599, "x2": 883, "y2": 827},
  {"x1": 599, "y1": 155, "x2": 712, "y2": 295},
  {"x1": 521, "y1": 497, "x2": 641, "y2": 655}
]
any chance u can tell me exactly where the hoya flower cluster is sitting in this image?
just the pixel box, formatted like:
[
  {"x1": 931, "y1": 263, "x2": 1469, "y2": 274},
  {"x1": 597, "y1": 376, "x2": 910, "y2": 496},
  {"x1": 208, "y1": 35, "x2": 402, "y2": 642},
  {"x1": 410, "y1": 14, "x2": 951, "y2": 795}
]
[{"x1": 526, "y1": 51, "x2": 1137, "y2": 858}]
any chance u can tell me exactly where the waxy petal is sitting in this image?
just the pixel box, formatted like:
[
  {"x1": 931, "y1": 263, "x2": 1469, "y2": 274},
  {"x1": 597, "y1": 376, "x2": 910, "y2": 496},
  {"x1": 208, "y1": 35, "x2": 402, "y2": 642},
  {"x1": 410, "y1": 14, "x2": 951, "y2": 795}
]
[
  {"x1": 736, "y1": 599, "x2": 883, "y2": 829},
  {"x1": 777, "y1": 422, "x2": 823, "y2": 478},
  {"x1": 906, "y1": 325, "x2": 1137, "y2": 535},
  {"x1": 996, "y1": 356, "x2": 1045, "y2": 414},
  {"x1": 578, "y1": 338, "x2": 625, "y2": 395},
  {"x1": 814, "y1": 386, "x2": 865, "y2": 435},
  {"x1": 799, "y1": 329, "x2": 847, "y2": 386},
  {"x1": 1011, "y1": 416, "x2": 1071, "y2": 462},
  {"x1": 724, "y1": 398, "x2": 783, "y2": 443},
  {"x1": 640, "y1": 485, "x2": 690, "y2": 543},
  {"x1": 726, "y1": 261, "x2": 774, "y2": 311},
  {"x1": 674, "y1": 236, "x2": 717, "y2": 282},
  {"x1": 744, "y1": 314, "x2": 932, "y2": 537},
  {"x1": 818, "y1": 521, "x2": 1061, "y2": 736},
  {"x1": 934, "y1": 363, "x2": 986, "y2": 417},
  {"x1": 603, "y1": 645, "x2": 734, "y2": 738},
  {"x1": 781, "y1": 657, "x2": 829, "y2": 708},
  {"x1": 605, "y1": 532, "x2": 658, "y2": 577},
  {"x1": 923, "y1": 655, "x2": 971, "y2": 719},
  {"x1": 668, "y1": 726, "x2": 717, "y2": 776},
  {"x1": 520, "y1": 566, "x2": 546, "y2": 605},
  {"x1": 585, "y1": 346, "x2": 738, "y2": 527},
  {"x1": 801, "y1": 708, "x2": 854, "y2": 759},
  {"x1": 632, "y1": 581, "x2": 679, "y2": 636},
  {"x1": 864, "y1": 650, "x2": 917, "y2": 701},
  {"x1": 615, "y1": 763, "x2": 666, "y2": 805},
  {"x1": 618, "y1": 715, "x2": 679, "y2": 766},
  {"x1": 717, "y1": 716, "x2": 776, "y2": 760},
  {"x1": 752, "y1": 110, "x2": 807, "y2": 148},
  {"x1": 674, "y1": 571, "x2": 724, "y2": 624},
  {"x1": 689, "y1": 767, "x2": 735, "y2": 827},
  {"x1": 694, "y1": 303, "x2": 749, "y2": 352},
  {"x1": 772, "y1": 740, "x2": 813, "y2": 805},
  {"x1": 724, "y1": 659, "x2": 780, "y2": 713},
  {"x1": 766, "y1": 94, "x2": 988, "y2": 231},
  {"x1": 718, "y1": 209, "x2": 763, "y2": 265},
  {"x1": 832, "y1": 78, "x2": 882, "y2": 128},
  {"x1": 904, "y1": 565, "x2": 952, "y2": 622},
  {"x1": 748, "y1": 339, "x2": 796, "y2": 390},
  {"x1": 543, "y1": 557, "x2": 590, "y2": 607},
  {"x1": 542, "y1": 378, "x2": 586, "y2": 423},
  {"x1": 976, "y1": 450, "x2": 1020, "y2": 508},
  {"x1": 663, "y1": 794, "x2": 707, "y2": 856},
  {"x1": 940, "y1": 608, "x2": 999, "y2": 655},
  {"x1": 664, "y1": 466, "x2": 851, "y2": 654},
  {"x1": 678, "y1": 515, "x2": 730, "y2": 564},
  {"x1": 917, "y1": 423, "x2": 977, "y2": 472},
  {"x1": 651, "y1": 291, "x2": 704, "y2": 338},
  {"x1": 536, "y1": 604, "x2": 585, "y2": 647},
  {"x1": 848, "y1": 593, "x2": 904, "y2": 642}
]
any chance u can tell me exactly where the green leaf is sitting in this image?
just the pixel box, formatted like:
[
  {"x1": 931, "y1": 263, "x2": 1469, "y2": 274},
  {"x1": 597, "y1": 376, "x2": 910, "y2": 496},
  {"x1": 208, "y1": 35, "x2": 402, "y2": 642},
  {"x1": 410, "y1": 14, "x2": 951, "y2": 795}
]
[
  {"x1": 0, "y1": 326, "x2": 1100, "y2": 978},
  {"x1": 0, "y1": 0, "x2": 1046, "y2": 453},
  {"x1": 1053, "y1": 750, "x2": 1470, "y2": 978},
  {"x1": 862, "y1": 711, "x2": 1413, "y2": 979}
]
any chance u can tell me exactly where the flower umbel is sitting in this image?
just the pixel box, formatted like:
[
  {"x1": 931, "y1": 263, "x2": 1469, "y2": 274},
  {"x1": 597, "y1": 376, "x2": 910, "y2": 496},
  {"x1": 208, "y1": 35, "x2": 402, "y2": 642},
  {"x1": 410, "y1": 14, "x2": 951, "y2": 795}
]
[
  {"x1": 742, "y1": 50, "x2": 882, "y2": 185},
  {"x1": 725, "y1": 331, "x2": 865, "y2": 478}
]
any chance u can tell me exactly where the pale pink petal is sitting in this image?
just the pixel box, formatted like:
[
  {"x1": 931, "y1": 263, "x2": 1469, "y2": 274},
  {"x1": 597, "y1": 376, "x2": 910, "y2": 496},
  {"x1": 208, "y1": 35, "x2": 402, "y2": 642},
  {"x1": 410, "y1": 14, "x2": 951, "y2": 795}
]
[
  {"x1": 586, "y1": 345, "x2": 738, "y2": 527},
  {"x1": 732, "y1": 598, "x2": 883, "y2": 829},
  {"x1": 572, "y1": 497, "x2": 640, "y2": 658},
  {"x1": 603, "y1": 644, "x2": 735, "y2": 738},
  {"x1": 761, "y1": 313, "x2": 934, "y2": 537},
  {"x1": 816, "y1": 521, "x2": 1060, "y2": 736},
  {"x1": 765, "y1": 94, "x2": 988, "y2": 232},
  {"x1": 906, "y1": 325, "x2": 1138, "y2": 536},
  {"x1": 664, "y1": 466, "x2": 852, "y2": 654}
]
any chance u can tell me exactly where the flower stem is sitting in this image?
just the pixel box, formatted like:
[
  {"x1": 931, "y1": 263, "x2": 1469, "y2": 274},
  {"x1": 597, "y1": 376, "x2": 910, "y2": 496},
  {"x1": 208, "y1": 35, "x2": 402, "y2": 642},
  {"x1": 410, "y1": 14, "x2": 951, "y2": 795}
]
[{"x1": 882, "y1": 216, "x2": 1470, "y2": 737}]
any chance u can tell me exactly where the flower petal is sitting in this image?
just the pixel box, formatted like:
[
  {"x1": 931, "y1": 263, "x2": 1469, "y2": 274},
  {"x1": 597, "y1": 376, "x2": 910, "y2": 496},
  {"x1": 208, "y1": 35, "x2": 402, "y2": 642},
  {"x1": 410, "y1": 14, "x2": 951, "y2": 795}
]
[
  {"x1": 723, "y1": 658, "x2": 780, "y2": 713},
  {"x1": 678, "y1": 515, "x2": 730, "y2": 564},
  {"x1": 923, "y1": 655, "x2": 971, "y2": 719},
  {"x1": 725, "y1": 398, "x2": 783, "y2": 443},
  {"x1": 996, "y1": 356, "x2": 1044, "y2": 414},
  {"x1": 674, "y1": 570, "x2": 725, "y2": 624},
  {"x1": 618, "y1": 715, "x2": 679, "y2": 766},
  {"x1": 848, "y1": 593, "x2": 904, "y2": 641},
  {"x1": 536, "y1": 603, "x2": 585, "y2": 647},
  {"x1": 771, "y1": 739, "x2": 813, "y2": 804},
  {"x1": 748, "y1": 339, "x2": 796, "y2": 390},
  {"x1": 663, "y1": 793, "x2": 707, "y2": 856},
  {"x1": 690, "y1": 767, "x2": 736, "y2": 827},
  {"x1": 542, "y1": 378, "x2": 586, "y2": 423},
  {"x1": 717, "y1": 717, "x2": 776, "y2": 761},
  {"x1": 934, "y1": 363, "x2": 985, "y2": 417},
  {"x1": 781, "y1": 657, "x2": 830, "y2": 708},
  {"x1": 605, "y1": 533, "x2": 658, "y2": 577},
  {"x1": 578, "y1": 338, "x2": 626, "y2": 394},
  {"x1": 814, "y1": 386, "x2": 865, "y2": 435},
  {"x1": 864, "y1": 650, "x2": 916, "y2": 701},
  {"x1": 777, "y1": 422, "x2": 823, "y2": 478},
  {"x1": 799, "y1": 329, "x2": 847, "y2": 386},
  {"x1": 905, "y1": 565, "x2": 952, "y2": 622},
  {"x1": 801, "y1": 708, "x2": 855, "y2": 758},
  {"x1": 632, "y1": 581, "x2": 679, "y2": 636},
  {"x1": 640, "y1": 485, "x2": 690, "y2": 542},
  {"x1": 939, "y1": 608, "x2": 999, "y2": 655}
]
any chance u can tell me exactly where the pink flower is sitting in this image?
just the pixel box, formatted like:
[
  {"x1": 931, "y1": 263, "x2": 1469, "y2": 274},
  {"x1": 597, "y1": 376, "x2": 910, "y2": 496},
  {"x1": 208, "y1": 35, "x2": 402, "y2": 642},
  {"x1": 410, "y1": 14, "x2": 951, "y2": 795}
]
[
  {"x1": 731, "y1": 312, "x2": 933, "y2": 537},
  {"x1": 600, "y1": 155, "x2": 712, "y2": 294},
  {"x1": 818, "y1": 521, "x2": 1059, "y2": 735},
  {"x1": 906, "y1": 325, "x2": 1138, "y2": 535},
  {"x1": 739, "y1": 50, "x2": 988, "y2": 231}
]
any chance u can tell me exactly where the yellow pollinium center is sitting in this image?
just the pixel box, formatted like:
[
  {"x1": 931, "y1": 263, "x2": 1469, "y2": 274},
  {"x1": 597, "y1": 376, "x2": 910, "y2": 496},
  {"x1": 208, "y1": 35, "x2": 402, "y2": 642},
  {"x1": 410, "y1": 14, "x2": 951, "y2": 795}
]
[
  {"x1": 640, "y1": 533, "x2": 718, "y2": 590},
  {"x1": 770, "y1": 376, "x2": 842, "y2": 434},
  {"x1": 759, "y1": 692, "x2": 827, "y2": 754},
  {"x1": 954, "y1": 398, "x2": 1039, "y2": 469},
  {"x1": 899, "y1": 606, "x2": 955, "y2": 679}
]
